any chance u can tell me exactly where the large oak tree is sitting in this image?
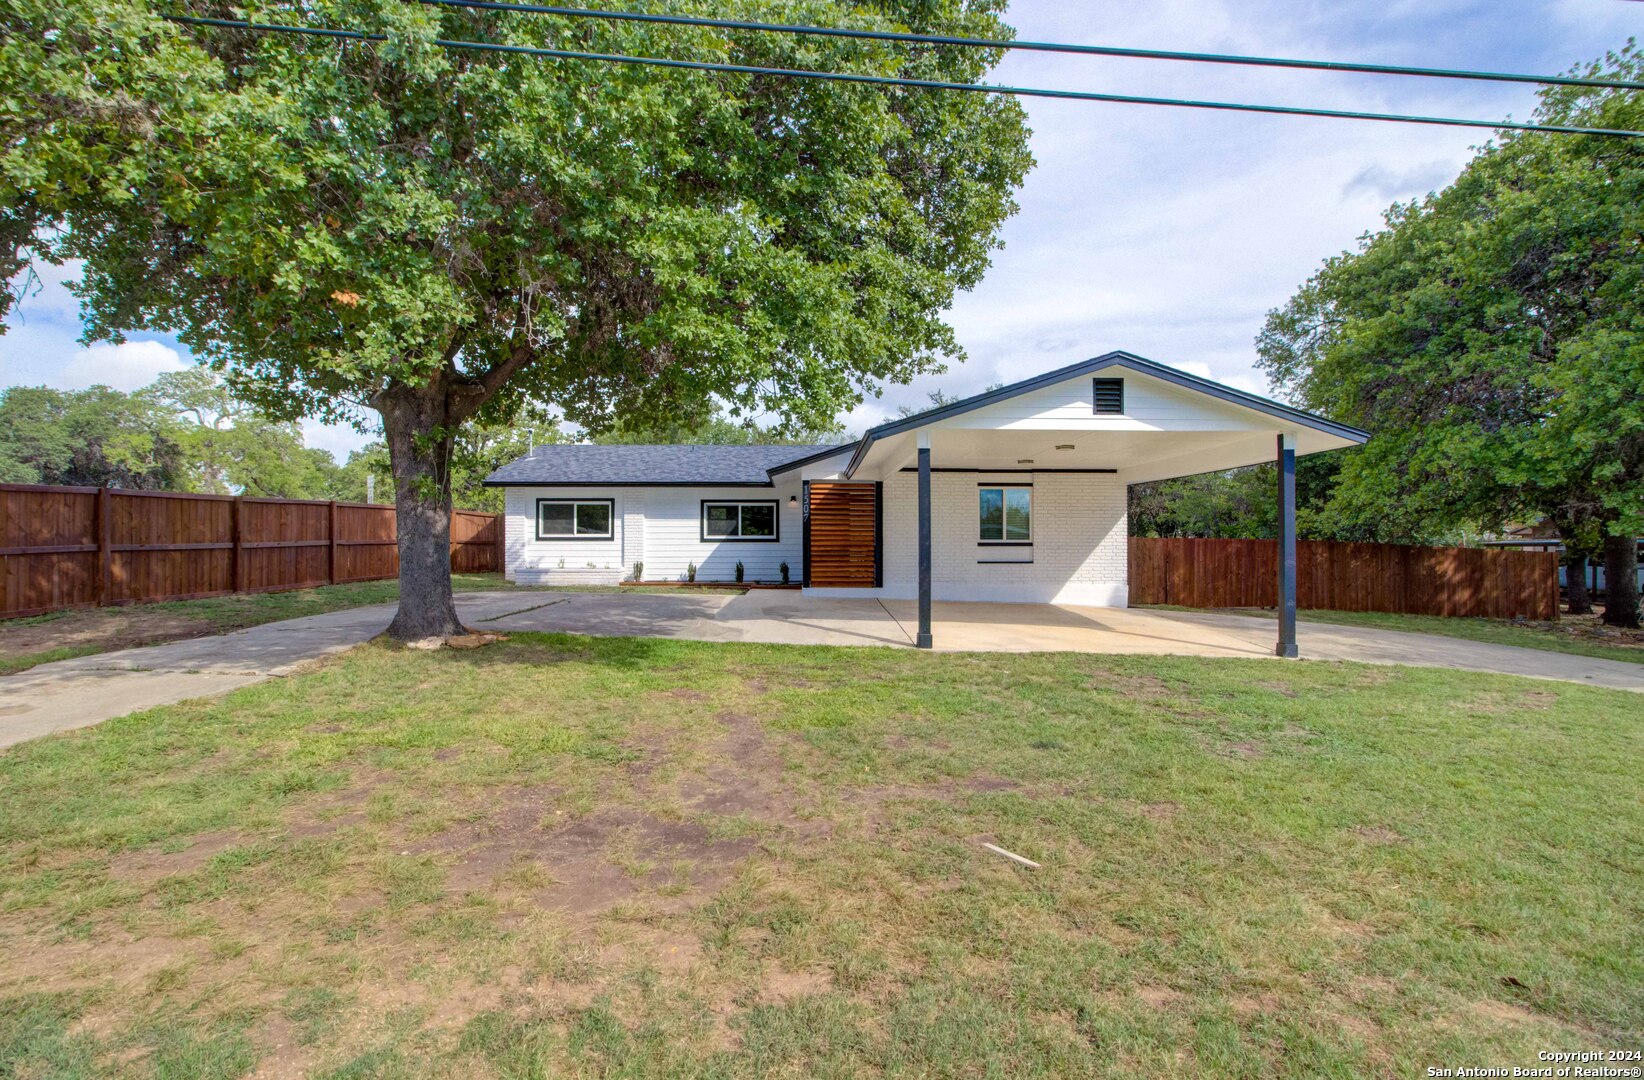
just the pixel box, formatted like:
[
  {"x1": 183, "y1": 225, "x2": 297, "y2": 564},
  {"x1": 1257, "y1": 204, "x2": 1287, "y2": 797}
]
[{"x1": 6, "y1": 0, "x2": 1032, "y2": 641}]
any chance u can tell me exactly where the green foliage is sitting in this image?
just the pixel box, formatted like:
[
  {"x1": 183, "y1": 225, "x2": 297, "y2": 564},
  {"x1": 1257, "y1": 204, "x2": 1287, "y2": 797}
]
[
  {"x1": 0, "y1": 370, "x2": 374, "y2": 499},
  {"x1": 1257, "y1": 46, "x2": 1644, "y2": 546},
  {"x1": 1129, "y1": 457, "x2": 1399, "y2": 542},
  {"x1": 0, "y1": 0, "x2": 221, "y2": 319},
  {"x1": 0, "y1": 383, "x2": 184, "y2": 487},
  {"x1": 18, "y1": 0, "x2": 1031, "y2": 434}
]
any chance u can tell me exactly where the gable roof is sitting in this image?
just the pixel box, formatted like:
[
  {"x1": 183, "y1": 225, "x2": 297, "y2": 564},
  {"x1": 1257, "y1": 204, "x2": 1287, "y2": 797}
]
[
  {"x1": 483, "y1": 443, "x2": 850, "y2": 487},
  {"x1": 843, "y1": 350, "x2": 1369, "y2": 476}
]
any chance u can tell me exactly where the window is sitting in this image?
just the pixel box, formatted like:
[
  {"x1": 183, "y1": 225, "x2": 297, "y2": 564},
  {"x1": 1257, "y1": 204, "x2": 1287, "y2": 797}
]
[
  {"x1": 701, "y1": 500, "x2": 779, "y2": 542},
  {"x1": 979, "y1": 487, "x2": 1031, "y2": 543},
  {"x1": 536, "y1": 498, "x2": 614, "y2": 540},
  {"x1": 1092, "y1": 377, "x2": 1125, "y2": 415}
]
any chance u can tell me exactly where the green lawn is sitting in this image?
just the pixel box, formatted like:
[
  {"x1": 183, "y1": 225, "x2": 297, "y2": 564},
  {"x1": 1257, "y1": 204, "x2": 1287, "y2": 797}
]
[
  {"x1": 1142, "y1": 605, "x2": 1644, "y2": 667},
  {"x1": 1, "y1": 636, "x2": 1638, "y2": 1078}
]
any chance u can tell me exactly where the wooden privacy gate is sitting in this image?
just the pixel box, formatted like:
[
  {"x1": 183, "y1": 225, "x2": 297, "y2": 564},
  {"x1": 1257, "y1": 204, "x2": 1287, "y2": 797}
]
[
  {"x1": 803, "y1": 482, "x2": 880, "y2": 588},
  {"x1": 1128, "y1": 536, "x2": 1560, "y2": 621},
  {"x1": 1, "y1": 483, "x2": 503, "y2": 619}
]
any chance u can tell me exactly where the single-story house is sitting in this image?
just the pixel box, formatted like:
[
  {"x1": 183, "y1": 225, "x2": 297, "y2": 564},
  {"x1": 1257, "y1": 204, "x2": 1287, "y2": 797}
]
[{"x1": 484, "y1": 351, "x2": 1368, "y2": 654}]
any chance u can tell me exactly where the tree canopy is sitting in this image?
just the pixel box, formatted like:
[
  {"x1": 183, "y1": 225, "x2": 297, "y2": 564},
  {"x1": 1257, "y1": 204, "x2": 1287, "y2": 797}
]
[
  {"x1": 0, "y1": 371, "x2": 382, "y2": 500},
  {"x1": 8, "y1": 0, "x2": 1033, "y2": 640},
  {"x1": 1256, "y1": 46, "x2": 1643, "y2": 625}
]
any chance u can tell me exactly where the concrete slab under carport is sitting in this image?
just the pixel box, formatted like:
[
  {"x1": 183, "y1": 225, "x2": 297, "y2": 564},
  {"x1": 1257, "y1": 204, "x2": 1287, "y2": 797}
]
[
  {"x1": 877, "y1": 600, "x2": 1271, "y2": 657},
  {"x1": 479, "y1": 590, "x2": 915, "y2": 648}
]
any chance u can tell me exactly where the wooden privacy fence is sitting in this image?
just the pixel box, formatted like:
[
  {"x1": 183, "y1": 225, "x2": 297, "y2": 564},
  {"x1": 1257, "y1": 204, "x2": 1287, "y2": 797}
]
[
  {"x1": 1, "y1": 483, "x2": 503, "y2": 620},
  {"x1": 1129, "y1": 537, "x2": 1560, "y2": 620}
]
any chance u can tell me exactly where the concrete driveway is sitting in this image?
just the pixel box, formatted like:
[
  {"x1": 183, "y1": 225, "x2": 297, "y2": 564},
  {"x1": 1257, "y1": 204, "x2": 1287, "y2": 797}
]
[{"x1": 4, "y1": 590, "x2": 1639, "y2": 749}]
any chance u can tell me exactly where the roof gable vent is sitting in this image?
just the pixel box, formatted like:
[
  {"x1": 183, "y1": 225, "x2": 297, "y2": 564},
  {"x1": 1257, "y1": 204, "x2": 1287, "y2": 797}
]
[{"x1": 1092, "y1": 378, "x2": 1124, "y2": 415}]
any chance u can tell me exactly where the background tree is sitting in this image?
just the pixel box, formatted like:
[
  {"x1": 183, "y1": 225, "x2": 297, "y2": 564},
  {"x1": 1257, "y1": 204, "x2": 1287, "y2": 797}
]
[
  {"x1": 594, "y1": 401, "x2": 843, "y2": 447},
  {"x1": 22, "y1": 0, "x2": 1032, "y2": 643},
  {"x1": 0, "y1": 383, "x2": 184, "y2": 487},
  {"x1": 1257, "y1": 46, "x2": 1643, "y2": 627},
  {"x1": 1127, "y1": 457, "x2": 1357, "y2": 541},
  {"x1": 150, "y1": 368, "x2": 337, "y2": 497}
]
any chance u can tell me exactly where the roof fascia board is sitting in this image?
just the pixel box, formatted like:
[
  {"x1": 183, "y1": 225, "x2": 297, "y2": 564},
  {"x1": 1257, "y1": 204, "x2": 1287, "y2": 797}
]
[{"x1": 843, "y1": 350, "x2": 1368, "y2": 478}]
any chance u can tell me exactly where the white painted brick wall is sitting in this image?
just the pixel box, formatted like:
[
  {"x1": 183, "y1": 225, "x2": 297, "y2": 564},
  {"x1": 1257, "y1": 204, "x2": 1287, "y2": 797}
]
[{"x1": 843, "y1": 470, "x2": 1127, "y2": 605}]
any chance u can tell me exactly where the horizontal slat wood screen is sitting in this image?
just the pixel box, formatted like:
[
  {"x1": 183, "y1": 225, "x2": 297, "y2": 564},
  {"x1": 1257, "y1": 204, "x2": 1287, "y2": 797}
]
[
  {"x1": 1, "y1": 483, "x2": 503, "y2": 619},
  {"x1": 806, "y1": 482, "x2": 878, "y2": 588},
  {"x1": 1128, "y1": 537, "x2": 1559, "y2": 620}
]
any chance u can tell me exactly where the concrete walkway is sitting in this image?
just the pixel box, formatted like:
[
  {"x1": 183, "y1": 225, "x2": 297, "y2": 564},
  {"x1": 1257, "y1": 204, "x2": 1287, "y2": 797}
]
[{"x1": 4, "y1": 590, "x2": 1639, "y2": 749}]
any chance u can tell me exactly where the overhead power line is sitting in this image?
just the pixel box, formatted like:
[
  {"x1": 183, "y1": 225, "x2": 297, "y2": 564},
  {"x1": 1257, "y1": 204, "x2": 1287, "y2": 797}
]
[
  {"x1": 419, "y1": 0, "x2": 1644, "y2": 92},
  {"x1": 163, "y1": 15, "x2": 1644, "y2": 138}
]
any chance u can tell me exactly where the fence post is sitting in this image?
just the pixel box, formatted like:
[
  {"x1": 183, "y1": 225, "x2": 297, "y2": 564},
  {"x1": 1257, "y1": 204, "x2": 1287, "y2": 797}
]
[
  {"x1": 231, "y1": 495, "x2": 244, "y2": 595},
  {"x1": 95, "y1": 487, "x2": 111, "y2": 607},
  {"x1": 494, "y1": 512, "x2": 505, "y2": 575},
  {"x1": 328, "y1": 500, "x2": 339, "y2": 585}
]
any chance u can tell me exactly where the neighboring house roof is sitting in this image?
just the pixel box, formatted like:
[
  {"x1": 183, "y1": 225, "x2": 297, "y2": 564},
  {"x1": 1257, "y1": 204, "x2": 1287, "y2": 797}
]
[
  {"x1": 843, "y1": 350, "x2": 1371, "y2": 477},
  {"x1": 483, "y1": 443, "x2": 850, "y2": 487}
]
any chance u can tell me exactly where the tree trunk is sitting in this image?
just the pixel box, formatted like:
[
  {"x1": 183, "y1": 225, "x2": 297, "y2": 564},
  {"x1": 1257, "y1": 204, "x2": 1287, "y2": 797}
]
[
  {"x1": 379, "y1": 385, "x2": 466, "y2": 645},
  {"x1": 1564, "y1": 550, "x2": 1592, "y2": 615},
  {"x1": 1601, "y1": 533, "x2": 1640, "y2": 630}
]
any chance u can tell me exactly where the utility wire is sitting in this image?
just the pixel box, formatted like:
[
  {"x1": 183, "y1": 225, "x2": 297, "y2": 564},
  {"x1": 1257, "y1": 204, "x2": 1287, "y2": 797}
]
[
  {"x1": 163, "y1": 15, "x2": 1644, "y2": 138},
  {"x1": 418, "y1": 0, "x2": 1644, "y2": 92}
]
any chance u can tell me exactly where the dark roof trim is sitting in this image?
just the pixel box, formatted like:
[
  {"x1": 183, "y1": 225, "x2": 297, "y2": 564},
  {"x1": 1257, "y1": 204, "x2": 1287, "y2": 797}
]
[
  {"x1": 764, "y1": 442, "x2": 857, "y2": 478},
  {"x1": 844, "y1": 350, "x2": 1370, "y2": 477}
]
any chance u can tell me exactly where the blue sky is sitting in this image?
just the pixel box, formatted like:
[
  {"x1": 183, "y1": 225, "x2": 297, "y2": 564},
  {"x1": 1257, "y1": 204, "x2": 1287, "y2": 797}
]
[{"x1": 1, "y1": 0, "x2": 1637, "y2": 455}]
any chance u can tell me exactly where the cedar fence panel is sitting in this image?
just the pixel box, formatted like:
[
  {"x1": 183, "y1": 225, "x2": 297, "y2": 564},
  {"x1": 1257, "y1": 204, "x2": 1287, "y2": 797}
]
[
  {"x1": 1, "y1": 483, "x2": 502, "y2": 620},
  {"x1": 1128, "y1": 536, "x2": 1559, "y2": 620}
]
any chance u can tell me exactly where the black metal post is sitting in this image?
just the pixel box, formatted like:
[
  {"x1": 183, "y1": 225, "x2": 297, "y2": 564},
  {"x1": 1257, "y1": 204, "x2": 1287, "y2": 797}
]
[
  {"x1": 916, "y1": 443, "x2": 933, "y2": 649},
  {"x1": 1276, "y1": 433, "x2": 1298, "y2": 658}
]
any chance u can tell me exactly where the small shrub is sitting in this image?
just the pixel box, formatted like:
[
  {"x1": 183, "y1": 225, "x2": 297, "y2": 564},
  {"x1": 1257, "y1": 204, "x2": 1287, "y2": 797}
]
[
  {"x1": 686, "y1": 562, "x2": 697, "y2": 582},
  {"x1": 633, "y1": 561, "x2": 644, "y2": 581},
  {"x1": 735, "y1": 560, "x2": 745, "y2": 583},
  {"x1": 779, "y1": 561, "x2": 790, "y2": 585}
]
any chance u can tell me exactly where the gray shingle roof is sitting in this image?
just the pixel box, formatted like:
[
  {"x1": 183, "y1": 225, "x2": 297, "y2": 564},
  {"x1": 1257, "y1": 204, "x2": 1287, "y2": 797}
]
[{"x1": 483, "y1": 443, "x2": 852, "y2": 486}]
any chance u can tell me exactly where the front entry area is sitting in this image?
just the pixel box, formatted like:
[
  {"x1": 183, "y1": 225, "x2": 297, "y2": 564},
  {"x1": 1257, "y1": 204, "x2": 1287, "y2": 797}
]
[{"x1": 802, "y1": 481, "x2": 881, "y2": 588}]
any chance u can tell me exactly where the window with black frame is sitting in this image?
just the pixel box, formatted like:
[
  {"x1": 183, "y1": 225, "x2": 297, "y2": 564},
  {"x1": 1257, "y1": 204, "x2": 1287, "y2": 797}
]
[
  {"x1": 701, "y1": 500, "x2": 779, "y2": 542},
  {"x1": 978, "y1": 486, "x2": 1031, "y2": 543},
  {"x1": 536, "y1": 498, "x2": 615, "y2": 540}
]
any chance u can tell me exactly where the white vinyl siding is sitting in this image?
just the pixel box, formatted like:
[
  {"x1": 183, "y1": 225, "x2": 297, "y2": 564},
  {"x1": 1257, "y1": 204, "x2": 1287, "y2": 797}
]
[{"x1": 506, "y1": 484, "x2": 802, "y2": 584}]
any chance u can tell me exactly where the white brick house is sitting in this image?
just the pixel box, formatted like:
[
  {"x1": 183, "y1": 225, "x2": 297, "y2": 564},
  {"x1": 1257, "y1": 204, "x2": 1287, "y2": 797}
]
[{"x1": 486, "y1": 352, "x2": 1367, "y2": 649}]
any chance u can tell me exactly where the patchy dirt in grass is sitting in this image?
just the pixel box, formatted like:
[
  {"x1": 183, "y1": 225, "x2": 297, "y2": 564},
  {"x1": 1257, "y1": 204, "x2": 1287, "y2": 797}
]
[
  {"x1": 0, "y1": 609, "x2": 220, "y2": 669},
  {"x1": 1135, "y1": 986, "x2": 1184, "y2": 1009},
  {"x1": 760, "y1": 966, "x2": 832, "y2": 1004},
  {"x1": 1088, "y1": 672, "x2": 1175, "y2": 699},
  {"x1": 1135, "y1": 801, "x2": 1180, "y2": 822},
  {"x1": 109, "y1": 829, "x2": 246, "y2": 885},
  {"x1": 1515, "y1": 612, "x2": 1644, "y2": 653},
  {"x1": 1352, "y1": 825, "x2": 1405, "y2": 845}
]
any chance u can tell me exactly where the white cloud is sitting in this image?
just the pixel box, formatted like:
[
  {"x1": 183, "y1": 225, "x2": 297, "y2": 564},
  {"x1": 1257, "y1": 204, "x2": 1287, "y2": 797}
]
[{"x1": 58, "y1": 339, "x2": 189, "y2": 391}]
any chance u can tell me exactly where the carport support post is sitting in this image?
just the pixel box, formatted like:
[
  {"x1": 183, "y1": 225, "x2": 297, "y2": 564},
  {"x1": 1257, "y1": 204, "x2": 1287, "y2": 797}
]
[
  {"x1": 916, "y1": 432, "x2": 933, "y2": 649},
  {"x1": 1276, "y1": 433, "x2": 1299, "y2": 658}
]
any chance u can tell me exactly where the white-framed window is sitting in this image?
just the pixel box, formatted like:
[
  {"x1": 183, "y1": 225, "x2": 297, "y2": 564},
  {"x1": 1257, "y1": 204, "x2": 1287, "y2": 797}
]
[
  {"x1": 978, "y1": 486, "x2": 1031, "y2": 543},
  {"x1": 701, "y1": 500, "x2": 779, "y2": 542},
  {"x1": 536, "y1": 498, "x2": 614, "y2": 540}
]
